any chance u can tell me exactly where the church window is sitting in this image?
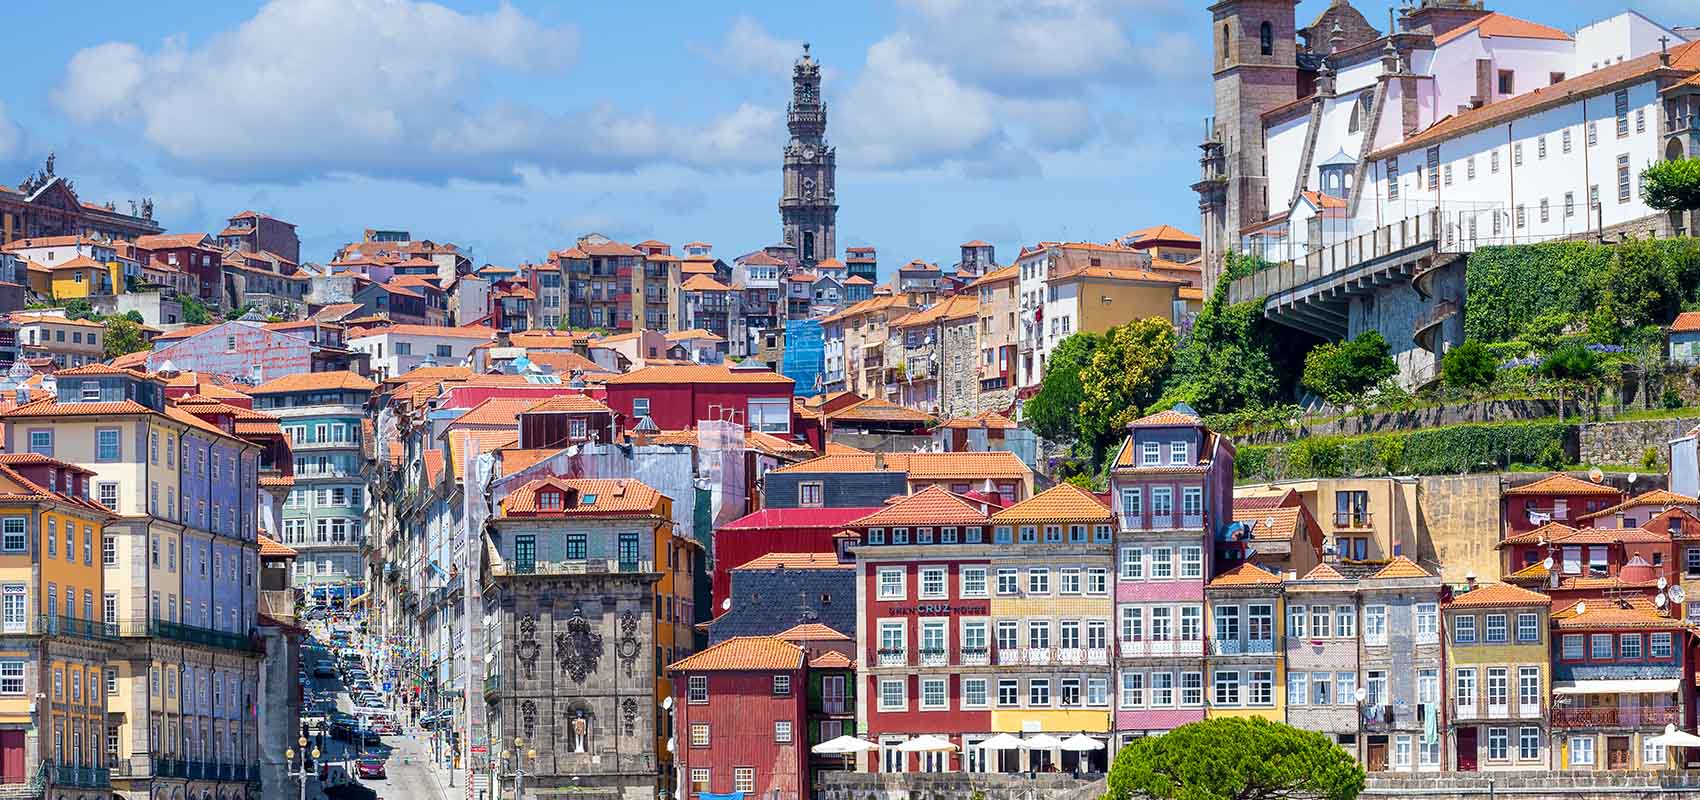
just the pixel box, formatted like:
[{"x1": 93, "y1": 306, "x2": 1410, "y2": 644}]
[{"x1": 1260, "y1": 22, "x2": 1273, "y2": 56}]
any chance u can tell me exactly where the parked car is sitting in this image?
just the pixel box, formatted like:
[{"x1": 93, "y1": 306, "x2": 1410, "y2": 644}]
[
  {"x1": 313, "y1": 660, "x2": 337, "y2": 678},
  {"x1": 356, "y1": 758, "x2": 387, "y2": 779}
]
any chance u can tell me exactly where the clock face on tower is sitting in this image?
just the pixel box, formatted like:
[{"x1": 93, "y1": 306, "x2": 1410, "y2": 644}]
[{"x1": 801, "y1": 145, "x2": 816, "y2": 161}]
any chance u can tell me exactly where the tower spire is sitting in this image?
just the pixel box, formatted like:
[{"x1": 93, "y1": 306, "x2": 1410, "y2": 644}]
[{"x1": 780, "y1": 43, "x2": 837, "y2": 267}]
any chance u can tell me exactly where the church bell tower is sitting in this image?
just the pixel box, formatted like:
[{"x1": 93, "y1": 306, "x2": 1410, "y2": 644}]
[{"x1": 780, "y1": 43, "x2": 838, "y2": 267}]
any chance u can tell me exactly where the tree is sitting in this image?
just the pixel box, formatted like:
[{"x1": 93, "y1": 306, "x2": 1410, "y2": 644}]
[
  {"x1": 1301, "y1": 330, "x2": 1396, "y2": 403},
  {"x1": 1539, "y1": 342, "x2": 1603, "y2": 421},
  {"x1": 122, "y1": 310, "x2": 144, "y2": 324},
  {"x1": 103, "y1": 316, "x2": 150, "y2": 360},
  {"x1": 1105, "y1": 717, "x2": 1364, "y2": 800},
  {"x1": 1155, "y1": 252, "x2": 1312, "y2": 415},
  {"x1": 1641, "y1": 157, "x2": 1700, "y2": 213},
  {"x1": 1079, "y1": 318, "x2": 1176, "y2": 444},
  {"x1": 62, "y1": 298, "x2": 95, "y2": 321},
  {"x1": 1441, "y1": 340, "x2": 1496, "y2": 391},
  {"x1": 1025, "y1": 331, "x2": 1101, "y2": 443},
  {"x1": 180, "y1": 295, "x2": 211, "y2": 325}
]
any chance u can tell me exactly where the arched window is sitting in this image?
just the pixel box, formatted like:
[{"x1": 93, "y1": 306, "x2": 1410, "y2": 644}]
[
  {"x1": 1260, "y1": 21, "x2": 1274, "y2": 56},
  {"x1": 1221, "y1": 24, "x2": 1231, "y2": 65}
]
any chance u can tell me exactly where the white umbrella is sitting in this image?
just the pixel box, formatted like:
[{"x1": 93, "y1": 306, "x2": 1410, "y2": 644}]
[
  {"x1": 1022, "y1": 734, "x2": 1064, "y2": 749},
  {"x1": 812, "y1": 735, "x2": 879, "y2": 754},
  {"x1": 1647, "y1": 724, "x2": 1700, "y2": 748},
  {"x1": 897, "y1": 735, "x2": 958, "y2": 753},
  {"x1": 1059, "y1": 734, "x2": 1105, "y2": 751},
  {"x1": 978, "y1": 733, "x2": 1026, "y2": 751}
]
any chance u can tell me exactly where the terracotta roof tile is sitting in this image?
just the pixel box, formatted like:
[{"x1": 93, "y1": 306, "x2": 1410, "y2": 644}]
[
  {"x1": 449, "y1": 397, "x2": 539, "y2": 429},
  {"x1": 966, "y1": 264, "x2": 1018, "y2": 287},
  {"x1": 1121, "y1": 224, "x2": 1201, "y2": 245},
  {"x1": 776, "y1": 622, "x2": 851, "y2": 642},
  {"x1": 851, "y1": 486, "x2": 992, "y2": 528},
  {"x1": 1129, "y1": 408, "x2": 1201, "y2": 427},
  {"x1": 1297, "y1": 562, "x2": 1348, "y2": 581},
  {"x1": 348, "y1": 324, "x2": 495, "y2": 340},
  {"x1": 1498, "y1": 521, "x2": 1579, "y2": 548},
  {"x1": 681, "y1": 274, "x2": 731, "y2": 291},
  {"x1": 990, "y1": 483, "x2": 1111, "y2": 524},
  {"x1": 604, "y1": 363, "x2": 791, "y2": 386},
  {"x1": 501, "y1": 477, "x2": 663, "y2": 516},
  {"x1": 250, "y1": 370, "x2": 377, "y2": 395},
  {"x1": 733, "y1": 552, "x2": 849, "y2": 571},
  {"x1": 1672, "y1": 311, "x2": 1700, "y2": 333},
  {"x1": 521, "y1": 394, "x2": 611, "y2": 415},
  {"x1": 258, "y1": 535, "x2": 297, "y2": 558},
  {"x1": 668, "y1": 636, "x2": 803, "y2": 672},
  {"x1": 1446, "y1": 582, "x2": 1552, "y2": 608},
  {"x1": 1552, "y1": 597, "x2": 1685, "y2": 630},
  {"x1": 1207, "y1": 562, "x2": 1284, "y2": 588},
  {"x1": 936, "y1": 410, "x2": 1018, "y2": 430},
  {"x1": 827, "y1": 398, "x2": 936, "y2": 425},
  {"x1": 1505, "y1": 561, "x2": 1549, "y2": 582},
  {"x1": 1578, "y1": 489, "x2": 1699, "y2": 522},
  {"x1": 1235, "y1": 506, "x2": 1303, "y2": 542},
  {"x1": 6, "y1": 398, "x2": 156, "y2": 418},
  {"x1": 1503, "y1": 473, "x2": 1623, "y2": 497},
  {"x1": 1370, "y1": 556, "x2": 1433, "y2": 579},
  {"x1": 808, "y1": 651, "x2": 854, "y2": 669},
  {"x1": 1432, "y1": 12, "x2": 1572, "y2": 46},
  {"x1": 770, "y1": 450, "x2": 1030, "y2": 480}
]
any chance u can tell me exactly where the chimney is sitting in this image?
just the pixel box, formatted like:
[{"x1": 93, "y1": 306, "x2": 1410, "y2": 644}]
[
  {"x1": 873, "y1": 451, "x2": 886, "y2": 470},
  {"x1": 1616, "y1": 511, "x2": 1627, "y2": 528},
  {"x1": 1465, "y1": 571, "x2": 1478, "y2": 590}
]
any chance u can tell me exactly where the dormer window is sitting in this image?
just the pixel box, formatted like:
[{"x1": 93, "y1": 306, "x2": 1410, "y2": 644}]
[
  {"x1": 538, "y1": 491, "x2": 563, "y2": 510},
  {"x1": 1141, "y1": 442, "x2": 1160, "y2": 466},
  {"x1": 1169, "y1": 442, "x2": 1187, "y2": 465},
  {"x1": 81, "y1": 381, "x2": 100, "y2": 402}
]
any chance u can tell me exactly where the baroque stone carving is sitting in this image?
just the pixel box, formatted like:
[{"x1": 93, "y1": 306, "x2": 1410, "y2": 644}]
[
  {"x1": 516, "y1": 613, "x2": 540, "y2": 679},
  {"x1": 621, "y1": 697, "x2": 638, "y2": 736},
  {"x1": 556, "y1": 608, "x2": 604, "y2": 683},
  {"x1": 616, "y1": 610, "x2": 641, "y2": 676}
]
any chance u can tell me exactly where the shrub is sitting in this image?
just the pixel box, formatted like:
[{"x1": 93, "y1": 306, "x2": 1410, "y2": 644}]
[
  {"x1": 1642, "y1": 447, "x2": 1663, "y2": 471},
  {"x1": 1442, "y1": 341, "x2": 1496, "y2": 391},
  {"x1": 1642, "y1": 157, "x2": 1700, "y2": 212},
  {"x1": 1237, "y1": 422, "x2": 1572, "y2": 481},
  {"x1": 1301, "y1": 330, "x2": 1396, "y2": 403}
]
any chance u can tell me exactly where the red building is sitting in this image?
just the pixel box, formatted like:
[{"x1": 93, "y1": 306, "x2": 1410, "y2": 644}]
[
  {"x1": 711, "y1": 506, "x2": 880, "y2": 608},
  {"x1": 1501, "y1": 522, "x2": 1676, "y2": 605},
  {"x1": 134, "y1": 232, "x2": 225, "y2": 303},
  {"x1": 669, "y1": 637, "x2": 811, "y2": 800},
  {"x1": 1502, "y1": 473, "x2": 1624, "y2": 537},
  {"x1": 603, "y1": 362, "x2": 794, "y2": 433}
]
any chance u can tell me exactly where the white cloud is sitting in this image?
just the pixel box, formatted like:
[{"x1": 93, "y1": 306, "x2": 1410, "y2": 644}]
[
  {"x1": 53, "y1": 0, "x2": 779, "y2": 183},
  {"x1": 0, "y1": 101, "x2": 21, "y2": 161},
  {"x1": 713, "y1": 16, "x2": 803, "y2": 78},
  {"x1": 838, "y1": 34, "x2": 1003, "y2": 170}
]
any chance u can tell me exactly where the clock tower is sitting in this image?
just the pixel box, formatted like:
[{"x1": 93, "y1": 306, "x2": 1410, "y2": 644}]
[{"x1": 780, "y1": 43, "x2": 837, "y2": 267}]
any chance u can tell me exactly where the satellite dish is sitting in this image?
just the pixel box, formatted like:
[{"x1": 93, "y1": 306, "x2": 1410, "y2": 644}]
[
  {"x1": 1630, "y1": 472, "x2": 1640, "y2": 484},
  {"x1": 721, "y1": 598, "x2": 732, "y2": 611},
  {"x1": 662, "y1": 696, "x2": 674, "y2": 710},
  {"x1": 1354, "y1": 688, "x2": 1367, "y2": 702},
  {"x1": 1576, "y1": 601, "x2": 1587, "y2": 615},
  {"x1": 1659, "y1": 576, "x2": 1669, "y2": 590},
  {"x1": 1656, "y1": 593, "x2": 1669, "y2": 608},
  {"x1": 1670, "y1": 585, "x2": 1688, "y2": 604},
  {"x1": 1465, "y1": 570, "x2": 1476, "y2": 580},
  {"x1": 566, "y1": 445, "x2": 581, "y2": 457},
  {"x1": 1542, "y1": 556, "x2": 1555, "y2": 570},
  {"x1": 1589, "y1": 467, "x2": 1604, "y2": 483}
]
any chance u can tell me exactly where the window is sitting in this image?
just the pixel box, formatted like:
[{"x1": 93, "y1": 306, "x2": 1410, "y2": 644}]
[
  {"x1": 960, "y1": 567, "x2": 986, "y2": 598},
  {"x1": 690, "y1": 723, "x2": 710, "y2": 747},
  {"x1": 1288, "y1": 672, "x2": 1308, "y2": 706},
  {"x1": 963, "y1": 678, "x2": 987, "y2": 708},
  {"x1": 998, "y1": 679, "x2": 1019, "y2": 707},
  {"x1": 1491, "y1": 150, "x2": 1500, "y2": 174},
  {"x1": 1486, "y1": 667, "x2": 1508, "y2": 712},
  {"x1": 1497, "y1": 70, "x2": 1514, "y2": 95},
  {"x1": 772, "y1": 674, "x2": 791, "y2": 696},
  {"x1": 1644, "y1": 735, "x2": 1666, "y2": 765},
  {"x1": 28, "y1": 430, "x2": 52, "y2": 456},
  {"x1": 1515, "y1": 612, "x2": 1539, "y2": 643},
  {"x1": 1614, "y1": 89, "x2": 1629, "y2": 137},
  {"x1": 1169, "y1": 441, "x2": 1186, "y2": 465},
  {"x1": 996, "y1": 568, "x2": 1018, "y2": 595},
  {"x1": 1248, "y1": 670, "x2": 1273, "y2": 706},
  {"x1": 1259, "y1": 20, "x2": 1272, "y2": 56},
  {"x1": 797, "y1": 482, "x2": 822, "y2": 506},
  {"x1": 1455, "y1": 668, "x2": 1477, "y2": 712},
  {"x1": 1059, "y1": 568, "x2": 1081, "y2": 595},
  {"x1": 1027, "y1": 568, "x2": 1049, "y2": 595},
  {"x1": 1520, "y1": 727, "x2": 1540, "y2": 761},
  {"x1": 1454, "y1": 615, "x2": 1476, "y2": 644},
  {"x1": 1562, "y1": 634, "x2": 1583, "y2": 660},
  {"x1": 631, "y1": 398, "x2": 650, "y2": 419},
  {"x1": 1213, "y1": 671, "x2": 1240, "y2": 706},
  {"x1": 1467, "y1": 156, "x2": 1476, "y2": 180},
  {"x1": 1120, "y1": 547, "x2": 1143, "y2": 580},
  {"x1": 1570, "y1": 736, "x2": 1594, "y2": 766},
  {"x1": 95, "y1": 429, "x2": 121, "y2": 461},
  {"x1": 1426, "y1": 147, "x2": 1440, "y2": 190},
  {"x1": 1539, "y1": 197, "x2": 1549, "y2": 223},
  {"x1": 878, "y1": 568, "x2": 905, "y2": 600},
  {"x1": 1363, "y1": 605, "x2": 1387, "y2": 645},
  {"x1": 1335, "y1": 605, "x2": 1355, "y2": 637},
  {"x1": 0, "y1": 519, "x2": 22, "y2": 552},
  {"x1": 1415, "y1": 603, "x2": 1438, "y2": 641},
  {"x1": 1619, "y1": 633, "x2": 1642, "y2": 659},
  {"x1": 1537, "y1": 136, "x2": 1547, "y2": 160},
  {"x1": 1180, "y1": 672, "x2": 1203, "y2": 706},
  {"x1": 734, "y1": 768, "x2": 754, "y2": 793},
  {"x1": 687, "y1": 675, "x2": 707, "y2": 703},
  {"x1": 1513, "y1": 143, "x2": 1523, "y2": 167},
  {"x1": 1, "y1": 586, "x2": 23, "y2": 632},
  {"x1": 1651, "y1": 632, "x2": 1673, "y2": 658},
  {"x1": 1591, "y1": 634, "x2": 1613, "y2": 659},
  {"x1": 1029, "y1": 679, "x2": 1050, "y2": 707},
  {"x1": 1618, "y1": 154, "x2": 1631, "y2": 203},
  {"x1": 1141, "y1": 442, "x2": 1159, "y2": 466},
  {"x1": 919, "y1": 568, "x2": 946, "y2": 599},
  {"x1": 1150, "y1": 547, "x2": 1172, "y2": 579},
  {"x1": 748, "y1": 398, "x2": 790, "y2": 433},
  {"x1": 1386, "y1": 157, "x2": 1399, "y2": 199},
  {"x1": 0, "y1": 662, "x2": 21, "y2": 695},
  {"x1": 1518, "y1": 667, "x2": 1540, "y2": 712}
]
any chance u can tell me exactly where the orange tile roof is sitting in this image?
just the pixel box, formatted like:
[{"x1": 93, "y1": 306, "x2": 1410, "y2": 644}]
[
  {"x1": 258, "y1": 535, "x2": 297, "y2": 558},
  {"x1": 1374, "y1": 39, "x2": 1700, "y2": 159},
  {"x1": 967, "y1": 264, "x2": 1018, "y2": 288},
  {"x1": 521, "y1": 394, "x2": 610, "y2": 415},
  {"x1": 1296, "y1": 562, "x2": 1348, "y2": 581},
  {"x1": 852, "y1": 486, "x2": 992, "y2": 528},
  {"x1": 1503, "y1": 473, "x2": 1623, "y2": 497},
  {"x1": 843, "y1": 275, "x2": 874, "y2": 285},
  {"x1": 1505, "y1": 561, "x2": 1549, "y2": 582},
  {"x1": 6, "y1": 398, "x2": 156, "y2": 418},
  {"x1": 991, "y1": 483, "x2": 1111, "y2": 524},
  {"x1": 826, "y1": 398, "x2": 935, "y2": 425},
  {"x1": 450, "y1": 397, "x2": 538, "y2": 429},
  {"x1": 604, "y1": 363, "x2": 791, "y2": 386},
  {"x1": 808, "y1": 651, "x2": 854, "y2": 669},
  {"x1": 681, "y1": 274, "x2": 730, "y2": 292},
  {"x1": 1129, "y1": 408, "x2": 1201, "y2": 427},
  {"x1": 1446, "y1": 582, "x2": 1552, "y2": 608},
  {"x1": 349, "y1": 323, "x2": 494, "y2": 340},
  {"x1": 936, "y1": 410, "x2": 1018, "y2": 430},
  {"x1": 423, "y1": 449, "x2": 446, "y2": 487},
  {"x1": 1207, "y1": 562, "x2": 1283, "y2": 588},
  {"x1": 1672, "y1": 311, "x2": 1700, "y2": 333},
  {"x1": 777, "y1": 622, "x2": 851, "y2": 642},
  {"x1": 1370, "y1": 556, "x2": 1433, "y2": 580},
  {"x1": 1578, "y1": 489, "x2": 1699, "y2": 522},
  {"x1": 668, "y1": 636, "x2": 803, "y2": 672},
  {"x1": 733, "y1": 552, "x2": 848, "y2": 571},
  {"x1": 250, "y1": 370, "x2": 377, "y2": 395},
  {"x1": 1122, "y1": 224, "x2": 1201, "y2": 245},
  {"x1": 820, "y1": 295, "x2": 911, "y2": 324},
  {"x1": 1552, "y1": 597, "x2": 1685, "y2": 630},
  {"x1": 387, "y1": 365, "x2": 474, "y2": 385},
  {"x1": 1299, "y1": 190, "x2": 1347, "y2": 210},
  {"x1": 501, "y1": 477, "x2": 663, "y2": 516},
  {"x1": 1499, "y1": 521, "x2": 1578, "y2": 547},
  {"x1": 1178, "y1": 286, "x2": 1204, "y2": 301},
  {"x1": 771, "y1": 450, "x2": 1030, "y2": 480},
  {"x1": 494, "y1": 447, "x2": 560, "y2": 477},
  {"x1": 10, "y1": 312, "x2": 108, "y2": 329},
  {"x1": 1236, "y1": 506, "x2": 1303, "y2": 542},
  {"x1": 892, "y1": 294, "x2": 979, "y2": 328},
  {"x1": 1432, "y1": 12, "x2": 1572, "y2": 46},
  {"x1": 665, "y1": 328, "x2": 725, "y2": 342}
]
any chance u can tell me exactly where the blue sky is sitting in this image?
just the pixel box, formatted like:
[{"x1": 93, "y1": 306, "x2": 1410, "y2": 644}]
[{"x1": 0, "y1": 1, "x2": 1688, "y2": 275}]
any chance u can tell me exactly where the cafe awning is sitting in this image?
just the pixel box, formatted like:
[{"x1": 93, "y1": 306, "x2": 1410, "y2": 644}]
[{"x1": 1553, "y1": 679, "x2": 1681, "y2": 695}]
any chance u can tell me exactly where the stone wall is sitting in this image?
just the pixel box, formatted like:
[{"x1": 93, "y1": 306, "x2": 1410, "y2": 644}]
[
  {"x1": 819, "y1": 771, "x2": 1103, "y2": 800},
  {"x1": 1414, "y1": 475, "x2": 1505, "y2": 584},
  {"x1": 1365, "y1": 769, "x2": 1700, "y2": 799},
  {"x1": 1234, "y1": 398, "x2": 1560, "y2": 446},
  {"x1": 1578, "y1": 417, "x2": 1700, "y2": 470}
]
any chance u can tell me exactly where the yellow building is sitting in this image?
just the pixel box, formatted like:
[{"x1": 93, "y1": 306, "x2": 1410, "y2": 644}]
[
  {"x1": 1204, "y1": 563, "x2": 1285, "y2": 721},
  {"x1": 45, "y1": 255, "x2": 116, "y2": 299},
  {"x1": 1444, "y1": 583, "x2": 1553, "y2": 771},
  {"x1": 0, "y1": 454, "x2": 117, "y2": 799}
]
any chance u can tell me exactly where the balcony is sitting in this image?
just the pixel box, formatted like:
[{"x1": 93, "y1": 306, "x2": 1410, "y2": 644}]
[
  {"x1": 120, "y1": 619, "x2": 261, "y2": 653},
  {"x1": 877, "y1": 648, "x2": 906, "y2": 667},
  {"x1": 484, "y1": 673, "x2": 501, "y2": 697},
  {"x1": 1181, "y1": 514, "x2": 1204, "y2": 529},
  {"x1": 37, "y1": 615, "x2": 119, "y2": 641},
  {"x1": 1550, "y1": 705, "x2": 1680, "y2": 728},
  {"x1": 1118, "y1": 639, "x2": 1206, "y2": 658},
  {"x1": 289, "y1": 436, "x2": 362, "y2": 452},
  {"x1": 52, "y1": 763, "x2": 111, "y2": 788},
  {"x1": 499, "y1": 559, "x2": 654, "y2": 577},
  {"x1": 821, "y1": 697, "x2": 850, "y2": 715},
  {"x1": 1212, "y1": 638, "x2": 1276, "y2": 656},
  {"x1": 960, "y1": 647, "x2": 990, "y2": 666},
  {"x1": 1333, "y1": 511, "x2": 1373, "y2": 530},
  {"x1": 918, "y1": 648, "x2": 947, "y2": 667}
]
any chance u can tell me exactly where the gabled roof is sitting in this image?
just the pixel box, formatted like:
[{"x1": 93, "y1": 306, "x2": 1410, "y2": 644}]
[
  {"x1": 1446, "y1": 582, "x2": 1551, "y2": 608},
  {"x1": 501, "y1": 477, "x2": 663, "y2": 516},
  {"x1": 733, "y1": 552, "x2": 850, "y2": 571},
  {"x1": 1498, "y1": 521, "x2": 1578, "y2": 548},
  {"x1": 604, "y1": 363, "x2": 791, "y2": 386},
  {"x1": 851, "y1": 485, "x2": 991, "y2": 528},
  {"x1": 1121, "y1": 224, "x2": 1200, "y2": 245},
  {"x1": 1207, "y1": 562, "x2": 1283, "y2": 588},
  {"x1": 1235, "y1": 506, "x2": 1303, "y2": 542},
  {"x1": 777, "y1": 622, "x2": 852, "y2": 642},
  {"x1": 1296, "y1": 562, "x2": 1348, "y2": 582},
  {"x1": 1551, "y1": 596, "x2": 1685, "y2": 630},
  {"x1": 990, "y1": 483, "x2": 1111, "y2": 524},
  {"x1": 1578, "y1": 489, "x2": 1699, "y2": 522},
  {"x1": 1503, "y1": 473, "x2": 1623, "y2": 497},
  {"x1": 1672, "y1": 311, "x2": 1700, "y2": 333},
  {"x1": 826, "y1": 397, "x2": 935, "y2": 426},
  {"x1": 808, "y1": 651, "x2": 854, "y2": 669},
  {"x1": 1369, "y1": 556, "x2": 1433, "y2": 580},
  {"x1": 936, "y1": 410, "x2": 1017, "y2": 430},
  {"x1": 667, "y1": 636, "x2": 803, "y2": 672},
  {"x1": 1129, "y1": 408, "x2": 1201, "y2": 427},
  {"x1": 250, "y1": 370, "x2": 377, "y2": 395},
  {"x1": 1432, "y1": 12, "x2": 1572, "y2": 46},
  {"x1": 521, "y1": 394, "x2": 611, "y2": 415},
  {"x1": 258, "y1": 535, "x2": 297, "y2": 558},
  {"x1": 448, "y1": 397, "x2": 539, "y2": 429},
  {"x1": 681, "y1": 274, "x2": 731, "y2": 292}
]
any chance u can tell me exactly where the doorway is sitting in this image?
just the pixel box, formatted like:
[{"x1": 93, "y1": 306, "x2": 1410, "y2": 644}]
[
  {"x1": 1456, "y1": 728, "x2": 1478, "y2": 772},
  {"x1": 1608, "y1": 736, "x2": 1632, "y2": 769},
  {"x1": 1367, "y1": 736, "x2": 1388, "y2": 772}
]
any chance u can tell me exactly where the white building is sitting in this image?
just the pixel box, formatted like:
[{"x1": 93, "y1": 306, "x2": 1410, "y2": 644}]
[{"x1": 348, "y1": 323, "x2": 494, "y2": 379}]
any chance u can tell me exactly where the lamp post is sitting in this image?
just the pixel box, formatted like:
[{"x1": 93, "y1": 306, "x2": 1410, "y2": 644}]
[
  {"x1": 500, "y1": 736, "x2": 537, "y2": 800},
  {"x1": 285, "y1": 736, "x2": 321, "y2": 800}
]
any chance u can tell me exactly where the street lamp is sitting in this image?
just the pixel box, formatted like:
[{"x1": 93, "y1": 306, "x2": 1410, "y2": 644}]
[
  {"x1": 285, "y1": 736, "x2": 321, "y2": 800},
  {"x1": 501, "y1": 737, "x2": 537, "y2": 800}
]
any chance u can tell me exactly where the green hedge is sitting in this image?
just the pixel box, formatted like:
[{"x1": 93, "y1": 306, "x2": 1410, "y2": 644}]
[
  {"x1": 1464, "y1": 238, "x2": 1700, "y2": 344},
  {"x1": 1235, "y1": 421, "x2": 1573, "y2": 481}
]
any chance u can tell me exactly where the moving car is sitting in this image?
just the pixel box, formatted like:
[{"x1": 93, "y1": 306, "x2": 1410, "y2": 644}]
[{"x1": 355, "y1": 758, "x2": 387, "y2": 780}]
